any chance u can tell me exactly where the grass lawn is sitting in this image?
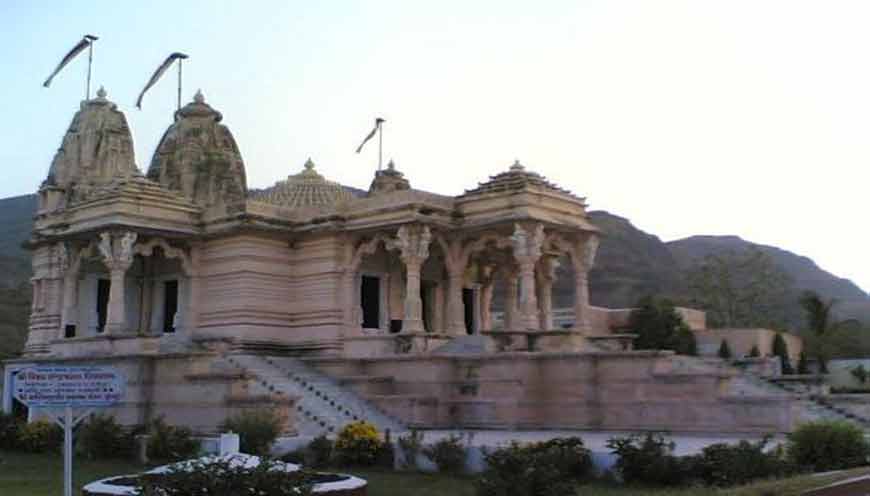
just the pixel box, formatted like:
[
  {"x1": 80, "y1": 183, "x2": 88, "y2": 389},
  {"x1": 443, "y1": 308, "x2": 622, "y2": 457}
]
[{"x1": 1, "y1": 450, "x2": 869, "y2": 496}]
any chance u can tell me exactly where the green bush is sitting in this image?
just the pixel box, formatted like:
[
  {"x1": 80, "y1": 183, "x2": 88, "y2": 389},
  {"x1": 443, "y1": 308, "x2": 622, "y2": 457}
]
[
  {"x1": 693, "y1": 437, "x2": 794, "y2": 487},
  {"x1": 220, "y1": 409, "x2": 284, "y2": 456},
  {"x1": 139, "y1": 458, "x2": 315, "y2": 496},
  {"x1": 0, "y1": 411, "x2": 23, "y2": 450},
  {"x1": 146, "y1": 416, "x2": 200, "y2": 462},
  {"x1": 397, "y1": 430, "x2": 424, "y2": 470},
  {"x1": 333, "y1": 421, "x2": 382, "y2": 466},
  {"x1": 630, "y1": 297, "x2": 697, "y2": 355},
  {"x1": 17, "y1": 420, "x2": 63, "y2": 453},
  {"x1": 422, "y1": 434, "x2": 467, "y2": 473},
  {"x1": 606, "y1": 433, "x2": 693, "y2": 486},
  {"x1": 305, "y1": 435, "x2": 333, "y2": 468},
  {"x1": 475, "y1": 437, "x2": 592, "y2": 496},
  {"x1": 788, "y1": 421, "x2": 870, "y2": 472},
  {"x1": 76, "y1": 413, "x2": 136, "y2": 459},
  {"x1": 718, "y1": 339, "x2": 733, "y2": 359},
  {"x1": 377, "y1": 428, "x2": 396, "y2": 468}
]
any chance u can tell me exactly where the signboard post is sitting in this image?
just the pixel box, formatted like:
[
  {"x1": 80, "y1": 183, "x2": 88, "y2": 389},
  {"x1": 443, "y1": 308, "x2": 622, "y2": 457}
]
[{"x1": 13, "y1": 365, "x2": 125, "y2": 496}]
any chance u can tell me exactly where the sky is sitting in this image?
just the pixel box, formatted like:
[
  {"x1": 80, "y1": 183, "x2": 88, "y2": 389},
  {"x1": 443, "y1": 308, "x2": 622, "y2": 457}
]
[{"x1": 0, "y1": 1, "x2": 868, "y2": 293}]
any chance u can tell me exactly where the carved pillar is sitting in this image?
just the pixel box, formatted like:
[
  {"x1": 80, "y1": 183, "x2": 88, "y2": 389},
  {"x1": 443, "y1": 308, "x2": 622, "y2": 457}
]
[
  {"x1": 571, "y1": 235, "x2": 599, "y2": 332},
  {"x1": 98, "y1": 231, "x2": 138, "y2": 335},
  {"x1": 537, "y1": 257, "x2": 558, "y2": 331},
  {"x1": 445, "y1": 268, "x2": 465, "y2": 335},
  {"x1": 59, "y1": 243, "x2": 83, "y2": 336},
  {"x1": 504, "y1": 276, "x2": 518, "y2": 330},
  {"x1": 480, "y1": 282, "x2": 494, "y2": 331},
  {"x1": 389, "y1": 225, "x2": 431, "y2": 334},
  {"x1": 433, "y1": 283, "x2": 445, "y2": 332},
  {"x1": 511, "y1": 223, "x2": 544, "y2": 331}
]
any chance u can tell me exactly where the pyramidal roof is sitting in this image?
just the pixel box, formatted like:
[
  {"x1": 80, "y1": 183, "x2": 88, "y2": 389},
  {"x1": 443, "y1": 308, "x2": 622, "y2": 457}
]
[
  {"x1": 249, "y1": 159, "x2": 357, "y2": 208},
  {"x1": 458, "y1": 160, "x2": 582, "y2": 201}
]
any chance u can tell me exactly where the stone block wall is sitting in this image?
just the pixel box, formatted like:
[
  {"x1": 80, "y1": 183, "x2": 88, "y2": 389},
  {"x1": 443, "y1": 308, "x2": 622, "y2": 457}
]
[{"x1": 308, "y1": 351, "x2": 796, "y2": 433}]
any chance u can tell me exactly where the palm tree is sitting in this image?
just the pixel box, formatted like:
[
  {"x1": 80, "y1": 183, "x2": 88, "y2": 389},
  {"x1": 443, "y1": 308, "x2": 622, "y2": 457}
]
[{"x1": 798, "y1": 291, "x2": 856, "y2": 373}]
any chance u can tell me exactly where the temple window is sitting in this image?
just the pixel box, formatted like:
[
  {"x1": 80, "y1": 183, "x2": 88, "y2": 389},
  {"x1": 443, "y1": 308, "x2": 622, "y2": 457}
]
[
  {"x1": 360, "y1": 275, "x2": 381, "y2": 329},
  {"x1": 96, "y1": 278, "x2": 110, "y2": 333},
  {"x1": 162, "y1": 280, "x2": 179, "y2": 333}
]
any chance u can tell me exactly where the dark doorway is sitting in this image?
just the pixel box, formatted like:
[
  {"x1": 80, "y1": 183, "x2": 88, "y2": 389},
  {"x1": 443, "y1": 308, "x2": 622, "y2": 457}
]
[
  {"x1": 463, "y1": 288, "x2": 475, "y2": 334},
  {"x1": 163, "y1": 280, "x2": 179, "y2": 333},
  {"x1": 96, "y1": 278, "x2": 110, "y2": 333},
  {"x1": 361, "y1": 275, "x2": 380, "y2": 329}
]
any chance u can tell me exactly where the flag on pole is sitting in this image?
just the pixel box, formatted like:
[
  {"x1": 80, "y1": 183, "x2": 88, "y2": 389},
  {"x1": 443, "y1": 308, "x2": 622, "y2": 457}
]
[
  {"x1": 43, "y1": 35, "x2": 98, "y2": 88},
  {"x1": 355, "y1": 118, "x2": 385, "y2": 153},
  {"x1": 136, "y1": 52, "x2": 188, "y2": 109}
]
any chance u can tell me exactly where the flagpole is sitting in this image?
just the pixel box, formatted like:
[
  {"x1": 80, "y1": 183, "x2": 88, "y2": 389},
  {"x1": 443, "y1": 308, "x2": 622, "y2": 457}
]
[
  {"x1": 85, "y1": 41, "x2": 93, "y2": 100},
  {"x1": 177, "y1": 58, "x2": 183, "y2": 110},
  {"x1": 378, "y1": 121, "x2": 383, "y2": 171}
]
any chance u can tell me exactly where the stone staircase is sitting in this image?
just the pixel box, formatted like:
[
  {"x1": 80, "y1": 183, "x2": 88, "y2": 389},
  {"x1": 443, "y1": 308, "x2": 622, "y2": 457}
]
[
  {"x1": 728, "y1": 369, "x2": 870, "y2": 428},
  {"x1": 224, "y1": 353, "x2": 406, "y2": 437}
]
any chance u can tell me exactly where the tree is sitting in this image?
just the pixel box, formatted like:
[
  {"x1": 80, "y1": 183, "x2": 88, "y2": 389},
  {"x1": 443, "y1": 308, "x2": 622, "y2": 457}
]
[
  {"x1": 684, "y1": 248, "x2": 792, "y2": 329},
  {"x1": 799, "y1": 291, "x2": 861, "y2": 373},
  {"x1": 629, "y1": 296, "x2": 697, "y2": 355},
  {"x1": 748, "y1": 345, "x2": 761, "y2": 358},
  {"x1": 771, "y1": 333, "x2": 793, "y2": 374},
  {"x1": 718, "y1": 339, "x2": 733, "y2": 359}
]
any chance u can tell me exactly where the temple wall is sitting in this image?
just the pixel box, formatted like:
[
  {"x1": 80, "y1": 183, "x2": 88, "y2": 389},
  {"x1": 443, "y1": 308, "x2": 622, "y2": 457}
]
[
  {"x1": 195, "y1": 233, "x2": 344, "y2": 347},
  {"x1": 308, "y1": 351, "x2": 795, "y2": 433}
]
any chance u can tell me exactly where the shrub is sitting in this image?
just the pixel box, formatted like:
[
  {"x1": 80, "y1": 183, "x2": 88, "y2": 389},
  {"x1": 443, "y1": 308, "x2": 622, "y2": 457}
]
[
  {"x1": 377, "y1": 428, "x2": 395, "y2": 468},
  {"x1": 333, "y1": 421, "x2": 382, "y2": 466},
  {"x1": 220, "y1": 408, "x2": 284, "y2": 456},
  {"x1": 305, "y1": 435, "x2": 333, "y2": 468},
  {"x1": 397, "y1": 429, "x2": 424, "y2": 470},
  {"x1": 139, "y1": 458, "x2": 315, "y2": 496},
  {"x1": 788, "y1": 421, "x2": 870, "y2": 472},
  {"x1": 146, "y1": 416, "x2": 200, "y2": 462},
  {"x1": 748, "y1": 345, "x2": 761, "y2": 358},
  {"x1": 606, "y1": 433, "x2": 693, "y2": 486},
  {"x1": 797, "y1": 351, "x2": 810, "y2": 374},
  {"x1": 422, "y1": 434, "x2": 467, "y2": 473},
  {"x1": 77, "y1": 413, "x2": 134, "y2": 459},
  {"x1": 630, "y1": 297, "x2": 697, "y2": 355},
  {"x1": 0, "y1": 411, "x2": 23, "y2": 450},
  {"x1": 851, "y1": 365, "x2": 870, "y2": 385},
  {"x1": 475, "y1": 437, "x2": 592, "y2": 496},
  {"x1": 772, "y1": 333, "x2": 794, "y2": 374},
  {"x1": 718, "y1": 339, "x2": 733, "y2": 359},
  {"x1": 17, "y1": 420, "x2": 62, "y2": 453},
  {"x1": 693, "y1": 437, "x2": 794, "y2": 487}
]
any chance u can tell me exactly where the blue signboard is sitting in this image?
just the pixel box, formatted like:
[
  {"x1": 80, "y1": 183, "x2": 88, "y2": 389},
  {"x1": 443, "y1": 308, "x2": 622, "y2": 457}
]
[{"x1": 12, "y1": 365, "x2": 125, "y2": 408}]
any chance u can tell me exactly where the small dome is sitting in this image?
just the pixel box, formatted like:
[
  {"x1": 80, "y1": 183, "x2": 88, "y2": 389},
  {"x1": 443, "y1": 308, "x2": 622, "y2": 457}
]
[
  {"x1": 45, "y1": 86, "x2": 138, "y2": 189},
  {"x1": 251, "y1": 159, "x2": 354, "y2": 208},
  {"x1": 147, "y1": 91, "x2": 246, "y2": 213},
  {"x1": 458, "y1": 159, "x2": 578, "y2": 199}
]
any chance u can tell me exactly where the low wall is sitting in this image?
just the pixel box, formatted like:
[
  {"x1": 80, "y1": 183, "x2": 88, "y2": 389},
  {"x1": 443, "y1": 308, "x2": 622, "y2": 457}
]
[
  {"x1": 694, "y1": 328, "x2": 803, "y2": 363},
  {"x1": 2, "y1": 352, "x2": 296, "y2": 435},
  {"x1": 307, "y1": 351, "x2": 795, "y2": 433}
]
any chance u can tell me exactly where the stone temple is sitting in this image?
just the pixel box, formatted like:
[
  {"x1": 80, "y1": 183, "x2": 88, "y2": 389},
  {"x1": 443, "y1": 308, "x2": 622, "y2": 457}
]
[{"x1": 2, "y1": 89, "x2": 814, "y2": 436}]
